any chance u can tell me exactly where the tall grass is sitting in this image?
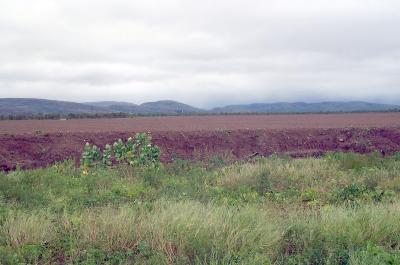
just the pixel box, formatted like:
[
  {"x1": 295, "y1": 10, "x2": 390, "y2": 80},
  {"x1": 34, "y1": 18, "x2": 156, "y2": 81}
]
[
  {"x1": 69, "y1": 201, "x2": 280, "y2": 263},
  {"x1": 2, "y1": 201, "x2": 400, "y2": 264},
  {"x1": 1, "y1": 152, "x2": 400, "y2": 264},
  {"x1": 2, "y1": 211, "x2": 55, "y2": 248},
  {"x1": 71, "y1": 206, "x2": 139, "y2": 251}
]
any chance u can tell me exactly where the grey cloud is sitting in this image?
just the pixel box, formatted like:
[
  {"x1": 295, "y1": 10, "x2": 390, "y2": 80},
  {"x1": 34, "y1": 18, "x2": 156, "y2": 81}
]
[{"x1": 0, "y1": 0, "x2": 399, "y2": 108}]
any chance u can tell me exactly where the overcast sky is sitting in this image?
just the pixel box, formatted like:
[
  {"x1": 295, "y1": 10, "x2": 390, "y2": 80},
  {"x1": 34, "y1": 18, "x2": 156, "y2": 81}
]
[{"x1": 0, "y1": 0, "x2": 399, "y2": 108}]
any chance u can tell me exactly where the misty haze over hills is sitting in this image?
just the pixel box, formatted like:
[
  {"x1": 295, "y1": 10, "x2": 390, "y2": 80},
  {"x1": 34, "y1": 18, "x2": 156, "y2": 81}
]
[{"x1": 0, "y1": 98, "x2": 399, "y2": 116}]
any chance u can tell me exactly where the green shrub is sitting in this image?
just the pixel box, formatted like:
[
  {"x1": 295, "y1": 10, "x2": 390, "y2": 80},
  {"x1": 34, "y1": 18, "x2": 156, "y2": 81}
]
[
  {"x1": 102, "y1": 144, "x2": 112, "y2": 166},
  {"x1": 335, "y1": 183, "x2": 367, "y2": 203},
  {"x1": 80, "y1": 143, "x2": 101, "y2": 170},
  {"x1": 333, "y1": 183, "x2": 395, "y2": 204},
  {"x1": 80, "y1": 133, "x2": 161, "y2": 171}
]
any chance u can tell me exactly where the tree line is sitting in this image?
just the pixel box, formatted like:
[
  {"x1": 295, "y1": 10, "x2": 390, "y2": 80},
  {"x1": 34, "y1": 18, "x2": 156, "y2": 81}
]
[{"x1": 0, "y1": 109, "x2": 399, "y2": 120}]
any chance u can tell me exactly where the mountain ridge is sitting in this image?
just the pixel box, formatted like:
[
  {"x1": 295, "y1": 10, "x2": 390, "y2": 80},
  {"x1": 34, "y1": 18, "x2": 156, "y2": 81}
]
[
  {"x1": 212, "y1": 101, "x2": 400, "y2": 113},
  {"x1": 0, "y1": 98, "x2": 399, "y2": 116}
]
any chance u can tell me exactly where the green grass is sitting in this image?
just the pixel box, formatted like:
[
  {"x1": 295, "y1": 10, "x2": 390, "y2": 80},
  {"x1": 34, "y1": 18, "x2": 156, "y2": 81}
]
[{"x1": 0, "y1": 152, "x2": 400, "y2": 264}]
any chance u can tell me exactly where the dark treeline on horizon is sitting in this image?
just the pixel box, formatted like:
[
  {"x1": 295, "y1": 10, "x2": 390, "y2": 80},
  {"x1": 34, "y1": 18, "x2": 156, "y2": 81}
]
[{"x1": 1, "y1": 109, "x2": 400, "y2": 121}]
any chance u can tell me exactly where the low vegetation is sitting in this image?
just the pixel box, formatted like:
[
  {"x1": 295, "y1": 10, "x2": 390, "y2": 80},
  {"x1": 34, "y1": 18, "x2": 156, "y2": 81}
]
[
  {"x1": 0, "y1": 148, "x2": 400, "y2": 264},
  {"x1": 80, "y1": 133, "x2": 161, "y2": 171}
]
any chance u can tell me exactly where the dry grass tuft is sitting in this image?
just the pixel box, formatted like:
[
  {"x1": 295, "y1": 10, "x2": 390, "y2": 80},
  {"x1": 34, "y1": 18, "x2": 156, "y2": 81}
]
[{"x1": 2, "y1": 211, "x2": 55, "y2": 248}]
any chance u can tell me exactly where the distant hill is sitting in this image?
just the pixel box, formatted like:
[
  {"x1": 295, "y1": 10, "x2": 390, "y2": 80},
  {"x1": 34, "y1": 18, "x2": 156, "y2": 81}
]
[
  {"x1": 0, "y1": 98, "x2": 399, "y2": 117},
  {"x1": 86, "y1": 100, "x2": 204, "y2": 114},
  {"x1": 0, "y1": 98, "x2": 205, "y2": 116},
  {"x1": 212, "y1": 101, "x2": 400, "y2": 113},
  {"x1": 0, "y1": 98, "x2": 107, "y2": 115},
  {"x1": 139, "y1": 100, "x2": 204, "y2": 114}
]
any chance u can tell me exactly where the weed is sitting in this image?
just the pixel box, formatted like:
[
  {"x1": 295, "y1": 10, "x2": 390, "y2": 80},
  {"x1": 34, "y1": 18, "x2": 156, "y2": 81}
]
[{"x1": 81, "y1": 132, "x2": 161, "y2": 171}]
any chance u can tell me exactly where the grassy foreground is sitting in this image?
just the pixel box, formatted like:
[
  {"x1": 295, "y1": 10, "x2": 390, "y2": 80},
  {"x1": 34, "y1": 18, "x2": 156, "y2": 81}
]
[{"x1": 1, "y1": 152, "x2": 400, "y2": 264}]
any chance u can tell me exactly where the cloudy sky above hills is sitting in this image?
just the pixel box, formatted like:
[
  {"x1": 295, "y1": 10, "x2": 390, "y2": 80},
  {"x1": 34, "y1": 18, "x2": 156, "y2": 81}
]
[{"x1": 0, "y1": 0, "x2": 399, "y2": 108}]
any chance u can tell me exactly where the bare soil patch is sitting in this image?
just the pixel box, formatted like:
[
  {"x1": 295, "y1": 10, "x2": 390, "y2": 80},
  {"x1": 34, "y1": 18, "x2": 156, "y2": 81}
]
[
  {"x1": 1, "y1": 113, "x2": 400, "y2": 134},
  {"x1": 1, "y1": 127, "x2": 400, "y2": 171}
]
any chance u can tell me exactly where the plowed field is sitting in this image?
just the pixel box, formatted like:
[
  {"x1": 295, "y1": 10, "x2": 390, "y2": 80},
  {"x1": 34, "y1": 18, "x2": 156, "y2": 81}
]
[
  {"x1": 1, "y1": 113, "x2": 400, "y2": 134},
  {"x1": 1, "y1": 113, "x2": 400, "y2": 171}
]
